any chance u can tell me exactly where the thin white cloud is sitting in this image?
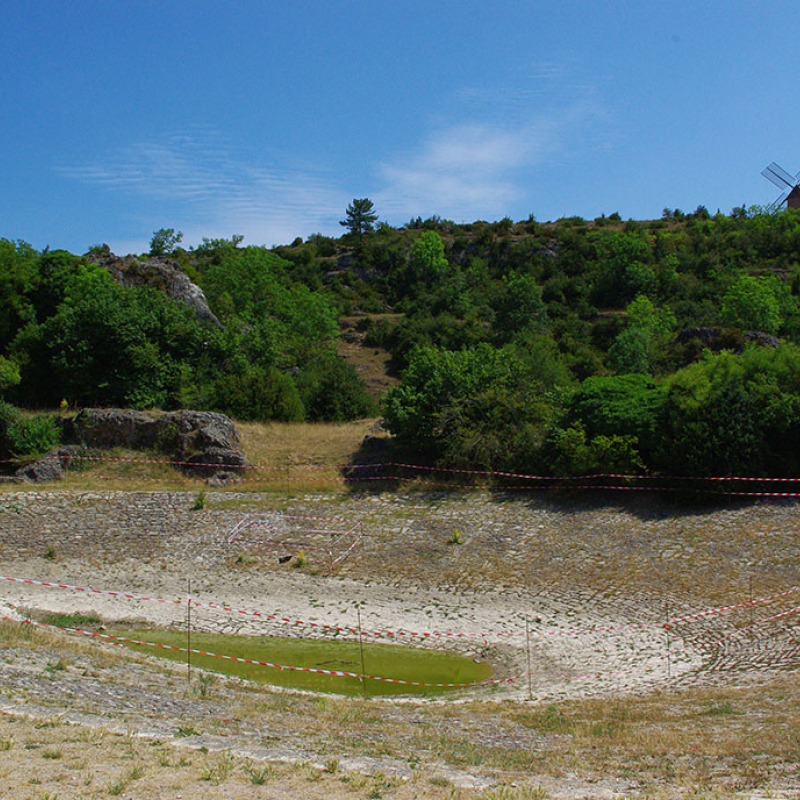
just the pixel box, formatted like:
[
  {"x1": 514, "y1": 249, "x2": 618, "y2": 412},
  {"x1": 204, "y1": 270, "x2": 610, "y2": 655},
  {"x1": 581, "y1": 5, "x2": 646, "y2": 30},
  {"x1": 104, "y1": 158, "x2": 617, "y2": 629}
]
[
  {"x1": 375, "y1": 113, "x2": 573, "y2": 222},
  {"x1": 58, "y1": 128, "x2": 350, "y2": 250}
]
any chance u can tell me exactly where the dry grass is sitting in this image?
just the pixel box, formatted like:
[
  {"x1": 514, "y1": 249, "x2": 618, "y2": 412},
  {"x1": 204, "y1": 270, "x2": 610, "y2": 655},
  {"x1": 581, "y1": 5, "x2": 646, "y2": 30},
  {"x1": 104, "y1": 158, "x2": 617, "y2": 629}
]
[
  {"x1": 3, "y1": 634, "x2": 797, "y2": 799},
  {"x1": 337, "y1": 314, "x2": 401, "y2": 401},
  {"x1": 237, "y1": 416, "x2": 390, "y2": 468}
]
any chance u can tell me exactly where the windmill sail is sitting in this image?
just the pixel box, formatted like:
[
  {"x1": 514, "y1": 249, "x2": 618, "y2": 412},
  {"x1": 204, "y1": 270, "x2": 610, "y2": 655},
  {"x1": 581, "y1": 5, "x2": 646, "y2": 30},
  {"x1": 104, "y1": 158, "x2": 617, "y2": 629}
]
[
  {"x1": 762, "y1": 162, "x2": 797, "y2": 189},
  {"x1": 767, "y1": 191, "x2": 790, "y2": 213}
]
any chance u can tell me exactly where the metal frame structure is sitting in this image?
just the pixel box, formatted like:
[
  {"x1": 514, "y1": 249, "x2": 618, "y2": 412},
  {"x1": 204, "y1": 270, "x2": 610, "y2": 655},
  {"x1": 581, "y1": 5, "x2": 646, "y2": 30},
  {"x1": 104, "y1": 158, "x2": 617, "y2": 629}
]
[{"x1": 227, "y1": 511, "x2": 364, "y2": 573}]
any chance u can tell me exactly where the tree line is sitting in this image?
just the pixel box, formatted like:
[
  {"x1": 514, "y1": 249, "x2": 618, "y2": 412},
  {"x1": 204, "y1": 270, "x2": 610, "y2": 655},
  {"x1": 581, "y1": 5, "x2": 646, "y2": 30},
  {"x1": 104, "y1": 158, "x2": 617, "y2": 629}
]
[{"x1": 3, "y1": 201, "x2": 800, "y2": 476}]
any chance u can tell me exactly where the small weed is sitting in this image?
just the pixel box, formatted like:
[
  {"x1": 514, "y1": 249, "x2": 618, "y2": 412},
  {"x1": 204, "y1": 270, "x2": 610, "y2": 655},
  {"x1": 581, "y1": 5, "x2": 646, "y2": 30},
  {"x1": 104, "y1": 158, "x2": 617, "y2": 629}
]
[
  {"x1": 0, "y1": 738, "x2": 14, "y2": 751},
  {"x1": 108, "y1": 764, "x2": 144, "y2": 796},
  {"x1": 344, "y1": 772, "x2": 369, "y2": 790},
  {"x1": 176, "y1": 724, "x2": 199, "y2": 737},
  {"x1": 295, "y1": 549, "x2": 307, "y2": 568},
  {"x1": 244, "y1": 763, "x2": 274, "y2": 785},
  {"x1": 430, "y1": 774, "x2": 451, "y2": 787},
  {"x1": 200, "y1": 752, "x2": 234, "y2": 785},
  {"x1": 193, "y1": 672, "x2": 217, "y2": 698},
  {"x1": 482, "y1": 786, "x2": 548, "y2": 800},
  {"x1": 45, "y1": 658, "x2": 68, "y2": 675},
  {"x1": 448, "y1": 528, "x2": 464, "y2": 545},
  {"x1": 43, "y1": 545, "x2": 56, "y2": 561},
  {"x1": 368, "y1": 771, "x2": 399, "y2": 798},
  {"x1": 300, "y1": 761, "x2": 322, "y2": 782},
  {"x1": 702, "y1": 701, "x2": 741, "y2": 716},
  {"x1": 42, "y1": 748, "x2": 62, "y2": 760},
  {"x1": 324, "y1": 757, "x2": 340, "y2": 774},
  {"x1": 193, "y1": 490, "x2": 207, "y2": 510}
]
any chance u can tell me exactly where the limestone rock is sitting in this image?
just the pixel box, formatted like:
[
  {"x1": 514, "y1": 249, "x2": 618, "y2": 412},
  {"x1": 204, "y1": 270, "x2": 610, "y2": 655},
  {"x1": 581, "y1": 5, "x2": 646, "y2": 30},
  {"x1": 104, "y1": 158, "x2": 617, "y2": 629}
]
[
  {"x1": 62, "y1": 408, "x2": 247, "y2": 482},
  {"x1": 14, "y1": 446, "x2": 81, "y2": 484},
  {"x1": 67, "y1": 409, "x2": 159, "y2": 450},
  {"x1": 85, "y1": 249, "x2": 223, "y2": 329}
]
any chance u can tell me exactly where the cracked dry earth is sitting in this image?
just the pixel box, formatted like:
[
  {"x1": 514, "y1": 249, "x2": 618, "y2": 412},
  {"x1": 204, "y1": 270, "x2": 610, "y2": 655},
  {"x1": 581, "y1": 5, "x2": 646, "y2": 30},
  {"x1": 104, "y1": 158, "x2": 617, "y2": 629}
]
[{"x1": 0, "y1": 488, "x2": 799, "y2": 799}]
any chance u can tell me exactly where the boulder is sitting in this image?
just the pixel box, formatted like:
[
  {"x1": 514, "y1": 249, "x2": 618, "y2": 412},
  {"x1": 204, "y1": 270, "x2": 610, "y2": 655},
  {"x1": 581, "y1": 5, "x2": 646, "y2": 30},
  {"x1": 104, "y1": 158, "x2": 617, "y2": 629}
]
[
  {"x1": 14, "y1": 446, "x2": 82, "y2": 484},
  {"x1": 86, "y1": 250, "x2": 223, "y2": 329},
  {"x1": 677, "y1": 327, "x2": 780, "y2": 352},
  {"x1": 62, "y1": 408, "x2": 247, "y2": 481},
  {"x1": 67, "y1": 409, "x2": 159, "y2": 450}
]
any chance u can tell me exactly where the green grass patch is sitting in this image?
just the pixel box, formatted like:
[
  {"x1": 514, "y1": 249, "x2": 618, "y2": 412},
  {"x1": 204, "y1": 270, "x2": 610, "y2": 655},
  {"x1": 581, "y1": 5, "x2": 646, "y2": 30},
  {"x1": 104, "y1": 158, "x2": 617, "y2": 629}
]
[
  {"x1": 112, "y1": 628, "x2": 492, "y2": 696},
  {"x1": 40, "y1": 611, "x2": 102, "y2": 628}
]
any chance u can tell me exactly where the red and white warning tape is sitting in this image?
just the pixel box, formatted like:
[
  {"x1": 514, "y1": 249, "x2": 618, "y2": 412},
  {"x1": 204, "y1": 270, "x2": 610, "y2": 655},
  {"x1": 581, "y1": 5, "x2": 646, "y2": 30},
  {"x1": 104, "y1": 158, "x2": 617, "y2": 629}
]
[
  {"x1": 3, "y1": 574, "x2": 798, "y2": 641},
  {"x1": 8, "y1": 452, "x2": 800, "y2": 490},
  {"x1": 0, "y1": 616, "x2": 511, "y2": 688}
]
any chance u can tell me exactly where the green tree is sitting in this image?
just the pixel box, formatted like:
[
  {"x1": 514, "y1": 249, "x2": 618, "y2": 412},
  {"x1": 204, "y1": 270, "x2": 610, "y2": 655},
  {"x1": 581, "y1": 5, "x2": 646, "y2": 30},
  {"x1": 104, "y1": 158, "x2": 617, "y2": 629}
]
[
  {"x1": 297, "y1": 352, "x2": 377, "y2": 422},
  {"x1": 590, "y1": 231, "x2": 656, "y2": 307},
  {"x1": 149, "y1": 228, "x2": 183, "y2": 257},
  {"x1": 492, "y1": 271, "x2": 548, "y2": 339},
  {"x1": 408, "y1": 230, "x2": 449, "y2": 284},
  {"x1": 340, "y1": 199, "x2": 378, "y2": 241},
  {"x1": 607, "y1": 295, "x2": 676, "y2": 374},
  {"x1": 383, "y1": 343, "x2": 524, "y2": 454},
  {"x1": 564, "y1": 373, "x2": 667, "y2": 466},
  {"x1": 0, "y1": 356, "x2": 21, "y2": 395},
  {"x1": 720, "y1": 274, "x2": 783, "y2": 334},
  {"x1": 27, "y1": 265, "x2": 207, "y2": 409},
  {"x1": 0, "y1": 238, "x2": 40, "y2": 351}
]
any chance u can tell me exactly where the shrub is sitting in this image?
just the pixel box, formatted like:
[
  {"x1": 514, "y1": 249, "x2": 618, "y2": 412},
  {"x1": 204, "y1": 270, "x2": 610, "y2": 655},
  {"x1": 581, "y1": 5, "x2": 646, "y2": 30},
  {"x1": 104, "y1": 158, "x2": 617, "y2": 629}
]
[
  {"x1": 0, "y1": 400, "x2": 20, "y2": 457},
  {"x1": 298, "y1": 353, "x2": 377, "y2": 422},
  {"x1": 7, "y1": 413, "x2": 60, "y2": 456}
]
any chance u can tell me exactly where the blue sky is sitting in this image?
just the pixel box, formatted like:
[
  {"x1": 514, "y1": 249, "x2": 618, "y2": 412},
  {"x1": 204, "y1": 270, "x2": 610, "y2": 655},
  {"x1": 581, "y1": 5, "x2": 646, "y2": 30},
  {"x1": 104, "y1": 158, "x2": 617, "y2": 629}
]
[{"x1": 2, "y1": 1, "x2": 800, "y2": 254}]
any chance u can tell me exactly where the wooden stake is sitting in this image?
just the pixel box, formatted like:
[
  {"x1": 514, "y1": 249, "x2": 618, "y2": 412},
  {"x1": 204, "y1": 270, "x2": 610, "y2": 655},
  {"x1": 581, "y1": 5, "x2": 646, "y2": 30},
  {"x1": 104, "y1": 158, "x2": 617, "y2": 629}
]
[
  {"x1": 665, "y1": 597, "x2": 671, "y2": 683},
  {"x1": 187, "y1": 579, "x2": 192, "y2": 684},
  {"x1": 525, "y1": 616, "x2": 533, "y2": 702},
  {"x1": 358, "y1": 607, "x2": 368, "y2": 700}
]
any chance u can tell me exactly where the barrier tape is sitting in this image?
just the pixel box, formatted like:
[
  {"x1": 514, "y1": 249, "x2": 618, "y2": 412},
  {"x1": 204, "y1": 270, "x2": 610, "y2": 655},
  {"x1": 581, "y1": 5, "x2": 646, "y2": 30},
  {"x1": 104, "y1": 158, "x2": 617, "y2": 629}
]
[
  {"x1": 20, "y1": 466, "x2": 800, "y2": 496},
  {"x1": 2, "y1": 612, "x2": 795, "y2": 692},
  {"x1": 7, "y1": 453, "x2": 800, "y2": 486},
  {"x1": 0, "y1": 616, "x2": 513, "y2": 689},
  {"x1": 3, "y1": 573, "x2": 798, "y2": 642},
  {"x1": 701, "y1": 603, "x2": 800, "y2": 649}
]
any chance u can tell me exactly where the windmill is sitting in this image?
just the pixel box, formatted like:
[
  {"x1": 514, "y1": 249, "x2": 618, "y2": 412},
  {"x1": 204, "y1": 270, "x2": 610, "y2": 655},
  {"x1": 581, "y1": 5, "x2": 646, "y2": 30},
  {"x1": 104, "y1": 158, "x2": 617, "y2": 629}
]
[{"x1": 761, "y1": 162, "x2": 800, "y2": 211}]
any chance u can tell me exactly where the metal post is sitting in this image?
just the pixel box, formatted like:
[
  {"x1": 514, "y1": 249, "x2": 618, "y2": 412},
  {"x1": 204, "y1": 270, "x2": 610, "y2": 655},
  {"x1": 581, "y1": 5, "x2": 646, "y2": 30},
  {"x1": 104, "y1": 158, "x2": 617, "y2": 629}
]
[
  {"x1": 665, "y1": 597, "x2": 671, "y2": 683},
  {"x1": 357, "y1": 608, "x2": 368, "y2": 700},
  {"x1": 525, "y1": 616, "x2": 533, "y2": 702},
  {"x1": 187, "y1": 578, "x2": 192, "y2": 684}
]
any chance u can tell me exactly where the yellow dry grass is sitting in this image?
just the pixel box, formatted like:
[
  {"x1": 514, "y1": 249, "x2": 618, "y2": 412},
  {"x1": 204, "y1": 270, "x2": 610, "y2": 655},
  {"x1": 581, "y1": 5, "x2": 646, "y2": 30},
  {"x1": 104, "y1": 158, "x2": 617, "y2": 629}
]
[{"x1": 237, "y1": 417, "x2": 389, "y2": 467}]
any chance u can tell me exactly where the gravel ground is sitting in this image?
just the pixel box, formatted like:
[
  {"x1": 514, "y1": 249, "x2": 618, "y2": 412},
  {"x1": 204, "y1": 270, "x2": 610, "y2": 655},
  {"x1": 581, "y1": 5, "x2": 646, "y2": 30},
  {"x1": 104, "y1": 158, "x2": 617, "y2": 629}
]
[{"x1": 0, "y1": 488, "x2": 798, "y2": 799}]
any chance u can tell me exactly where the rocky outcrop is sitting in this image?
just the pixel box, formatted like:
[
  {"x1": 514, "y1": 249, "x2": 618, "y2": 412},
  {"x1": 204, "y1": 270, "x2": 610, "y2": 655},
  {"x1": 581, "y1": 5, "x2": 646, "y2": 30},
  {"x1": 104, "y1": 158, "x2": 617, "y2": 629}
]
[
  {"x1": 51, "y1": 408, "x2": 247, "y2": 481},
  {"x1": 13, "y1": 446, "x2": 82, "y2": 484},
  {"x1": 677, "y1": 327, "x2": 780, "y2": 351},
  {"x1": 85, "y1": 250, "x2": 223, "y2": 329}
]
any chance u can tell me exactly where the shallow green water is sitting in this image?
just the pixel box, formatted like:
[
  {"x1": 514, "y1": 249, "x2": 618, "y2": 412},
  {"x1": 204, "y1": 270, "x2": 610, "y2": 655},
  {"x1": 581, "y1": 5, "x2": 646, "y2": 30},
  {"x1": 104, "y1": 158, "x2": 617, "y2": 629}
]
[{"x1": 113, "y1": 628, "x2": 493, "y2": 696}]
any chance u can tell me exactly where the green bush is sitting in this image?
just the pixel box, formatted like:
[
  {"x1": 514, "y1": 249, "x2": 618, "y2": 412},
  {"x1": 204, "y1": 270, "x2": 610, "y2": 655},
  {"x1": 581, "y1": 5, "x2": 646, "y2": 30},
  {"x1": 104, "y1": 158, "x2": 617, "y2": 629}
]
[
  {"x1": 217, "y1": 368, "x2": 304, "y2": 422},
  {"x1": 298, "y1": 353, "x2": 377, "y2": 422},
  {"x1": 8, "y1": 414, "x2": 60, "y2": 456},
  {"x1": 0, "y1": 400, "x2": 20, "y2": 457}
]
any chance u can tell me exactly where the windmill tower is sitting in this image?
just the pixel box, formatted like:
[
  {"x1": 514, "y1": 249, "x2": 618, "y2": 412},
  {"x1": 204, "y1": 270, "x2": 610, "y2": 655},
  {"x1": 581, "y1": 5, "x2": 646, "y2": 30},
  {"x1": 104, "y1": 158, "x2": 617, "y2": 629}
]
[{"x1": 761, "y1": 162, "x2": 800, "y2": 211}]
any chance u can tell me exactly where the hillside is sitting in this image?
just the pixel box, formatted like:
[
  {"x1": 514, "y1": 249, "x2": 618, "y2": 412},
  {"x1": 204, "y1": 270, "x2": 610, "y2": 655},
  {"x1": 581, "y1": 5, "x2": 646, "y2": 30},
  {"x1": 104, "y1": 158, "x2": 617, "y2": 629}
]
[{"x1": 4, "y1": 207, "x2": 800, "y2": 480}]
